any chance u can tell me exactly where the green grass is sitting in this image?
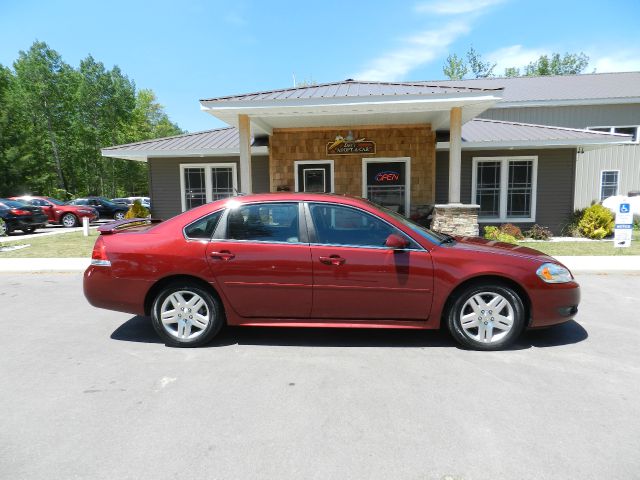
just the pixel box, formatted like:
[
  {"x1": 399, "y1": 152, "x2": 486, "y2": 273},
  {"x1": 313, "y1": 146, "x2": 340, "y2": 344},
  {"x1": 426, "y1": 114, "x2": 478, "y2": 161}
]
[
  {"x1": 0, "y1": 231, "x2": 97, "y2": 258},
  {"x1": 519, "y1": 230, "x2": 640, "y2": 256}
]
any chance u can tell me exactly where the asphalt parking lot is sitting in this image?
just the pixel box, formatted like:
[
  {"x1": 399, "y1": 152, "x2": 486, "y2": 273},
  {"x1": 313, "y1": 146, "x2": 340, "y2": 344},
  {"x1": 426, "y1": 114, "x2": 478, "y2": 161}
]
[{"x1": 1, "y1": 272, "x2": 638, "y2": 480}]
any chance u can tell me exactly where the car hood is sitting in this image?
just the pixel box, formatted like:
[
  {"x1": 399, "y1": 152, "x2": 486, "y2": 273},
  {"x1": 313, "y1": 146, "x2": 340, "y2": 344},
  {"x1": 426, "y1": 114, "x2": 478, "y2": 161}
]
[{"x1": 447, "y1": 236, "x2": 558, "y2": 264}]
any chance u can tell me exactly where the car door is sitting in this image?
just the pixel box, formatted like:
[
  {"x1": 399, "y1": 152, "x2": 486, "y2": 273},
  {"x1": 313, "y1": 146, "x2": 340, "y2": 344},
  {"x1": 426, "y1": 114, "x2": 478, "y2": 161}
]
[
  {"x1": 306, "y1": 202, "x2": 434, "y2": 320},
  {"x1": 205, "y1": 201, "x2": 313, "y2": 318}
]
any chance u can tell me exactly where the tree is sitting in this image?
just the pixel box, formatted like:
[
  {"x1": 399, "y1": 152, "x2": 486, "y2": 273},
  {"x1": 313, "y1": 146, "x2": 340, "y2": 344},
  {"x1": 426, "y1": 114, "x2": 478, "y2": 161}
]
[
  {"x1": 522, "y1": 52, "x2": 589, "y2": 76},
  {"x1": 466, "y1": 47, "x2": 496, "y2": 78},
  {"x1": 443, "y1": 53, "x2": 468, "y2": 80}
]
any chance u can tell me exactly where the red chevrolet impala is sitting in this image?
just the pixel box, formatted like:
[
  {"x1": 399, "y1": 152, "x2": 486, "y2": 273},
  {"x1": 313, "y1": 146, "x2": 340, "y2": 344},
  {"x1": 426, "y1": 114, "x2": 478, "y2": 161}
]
[{"x1": 83, "y1": 193, "x2": 580, "y2": 350}]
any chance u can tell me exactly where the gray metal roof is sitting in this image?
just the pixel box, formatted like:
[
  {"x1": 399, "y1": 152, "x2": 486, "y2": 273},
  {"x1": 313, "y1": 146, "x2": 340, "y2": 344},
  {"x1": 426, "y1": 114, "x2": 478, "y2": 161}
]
[
  {"x1": 461, "y1": 118, "x2": 632, "y2": 143},
  {"x1": 200, "y1": 80, "x2": 502, "y2": 103},
  {"x1": 424, "y1": 72, "x2": 640, "y2": 103},
  {"x1": 101, "y1": 127, "x2": 245, "y2": 153},
  {"x1": 102, "y1": 119, "x2": 630, "y2": 159}
]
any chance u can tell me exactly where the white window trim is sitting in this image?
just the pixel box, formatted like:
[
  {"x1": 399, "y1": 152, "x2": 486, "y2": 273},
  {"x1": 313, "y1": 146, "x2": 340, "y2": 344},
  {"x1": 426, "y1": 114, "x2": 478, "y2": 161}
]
[
  {"x1": 362, "y1": 157, "x2": 411, "y2": 216},
  {"x1": 599, "y1": 169, "x2": 620, "y2": 201},
  {"x1": 587, "y1": 125, "x2": 639, "y2": 143},
  {"x1": 179, "y1": 163, "x2": 238, "y2": 212},
  {"x1": 472, "y1": 156, "x2": 538, "y2": 223},
  {"x1": 294, "y1": 160, "x2": 335, "y2": 193}
]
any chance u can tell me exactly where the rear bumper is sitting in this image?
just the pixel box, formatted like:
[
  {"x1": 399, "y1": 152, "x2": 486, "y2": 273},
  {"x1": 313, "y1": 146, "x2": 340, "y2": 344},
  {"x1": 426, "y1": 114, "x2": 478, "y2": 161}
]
[
  {"x1": 83, "y1": 266, "x2": 149, "y2": 316},
  {"x1": 529, "y1": 281, "x2": 581, "y2": 328}
]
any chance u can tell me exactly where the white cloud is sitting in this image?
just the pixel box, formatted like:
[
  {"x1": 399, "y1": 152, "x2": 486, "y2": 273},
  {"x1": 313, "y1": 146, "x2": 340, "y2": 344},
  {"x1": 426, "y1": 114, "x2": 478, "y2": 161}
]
[
  {"x1": 591, "y1": 53, "x2": 640, "y2": 73},
  {"x1": 486, "y1": 44, "x2": 546, "y2": 75},
  {"x1": 353, "y1": 22, "x2": 470, "y2": 81},
  {"x1": 415, "y1": 0, "x2": 506, "y2": 15}
]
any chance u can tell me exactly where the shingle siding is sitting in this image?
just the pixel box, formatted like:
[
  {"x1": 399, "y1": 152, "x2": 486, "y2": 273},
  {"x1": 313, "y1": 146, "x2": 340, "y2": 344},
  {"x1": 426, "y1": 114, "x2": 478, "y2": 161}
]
[
  {"x1": 148, "y1": 156, "x2": 269, "y2": 220},
  {"x1": 436, "y1": 148, "x2": 576, "y2": 234}
]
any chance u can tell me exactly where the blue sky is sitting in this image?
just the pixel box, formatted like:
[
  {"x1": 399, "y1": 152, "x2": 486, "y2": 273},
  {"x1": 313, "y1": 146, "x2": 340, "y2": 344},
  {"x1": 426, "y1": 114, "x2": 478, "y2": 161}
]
[{"x1": 1, "y1": 0, "x2": 639, "y2": 133}]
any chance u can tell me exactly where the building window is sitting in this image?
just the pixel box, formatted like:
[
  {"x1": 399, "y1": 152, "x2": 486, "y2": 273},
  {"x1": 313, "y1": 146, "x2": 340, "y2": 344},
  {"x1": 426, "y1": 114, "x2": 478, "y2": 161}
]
[
  {"x1": 180, "y1": 163, "x2": 238, "y2": 211},
  {"x1": 472, "y1": 156, "x2": 538, "y2": 222},
  {"x1": 600, "y1": 170, "x2": 619, "y2": 200},
  {"x1": 587, "y1": 126, "x2": 639, "y2": 142}
]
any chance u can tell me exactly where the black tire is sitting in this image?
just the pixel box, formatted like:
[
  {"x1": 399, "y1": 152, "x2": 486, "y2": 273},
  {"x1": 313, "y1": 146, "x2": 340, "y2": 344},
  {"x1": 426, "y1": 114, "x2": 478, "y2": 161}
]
[
  {"x1": 61, "y1": 213, "x2": 78, "y2": 228},
  {"x1": 151, "y1": 282, "x2": 224, "y2": 347},
  {"x1": 21, "y1": 226, "x2": 37, "y2": 234},
  {"x1": 114, "y1": 211, "x2": 126, "y2": 221},
  {"x1": 447, "y1": 283, "x2": 525, "y2": 351}
]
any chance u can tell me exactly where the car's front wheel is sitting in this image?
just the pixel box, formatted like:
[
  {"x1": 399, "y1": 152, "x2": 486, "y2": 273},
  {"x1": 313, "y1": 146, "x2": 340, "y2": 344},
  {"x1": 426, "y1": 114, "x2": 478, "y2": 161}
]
[
  {"x1": 114, "y1": 211, "x2": 126, "y2": 221},
  {"x1": 447, "y1": 283, "x2": 525, "y2": 351},
  {"x1": 61, "y1": 213, "x2": 78, "y2": 228},
  {"x1": 151, "y1": 283, "x2": 224, "y2": 347}
]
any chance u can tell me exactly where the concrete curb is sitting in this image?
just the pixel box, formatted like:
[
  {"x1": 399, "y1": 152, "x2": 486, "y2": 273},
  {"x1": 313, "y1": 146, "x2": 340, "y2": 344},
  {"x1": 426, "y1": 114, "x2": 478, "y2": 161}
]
[
  {"x1": 1, "y1": 256, "x2": 640, "y2": 273},
  {"x1": 0, "y1": 258, "x2": 90, "y2": 272}
]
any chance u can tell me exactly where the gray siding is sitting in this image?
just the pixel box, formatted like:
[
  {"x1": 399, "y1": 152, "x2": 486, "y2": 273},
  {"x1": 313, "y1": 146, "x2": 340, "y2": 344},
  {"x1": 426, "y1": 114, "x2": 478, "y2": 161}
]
[
  {"x1": 480, "y1": 104, "x2": 640, "y2": 129},
  {"x1": 436, "y1": 149, "x2": 576, "y2": 234},
  {"x1": 148, "y1": 155, "x2": 269, "y2": 220}
]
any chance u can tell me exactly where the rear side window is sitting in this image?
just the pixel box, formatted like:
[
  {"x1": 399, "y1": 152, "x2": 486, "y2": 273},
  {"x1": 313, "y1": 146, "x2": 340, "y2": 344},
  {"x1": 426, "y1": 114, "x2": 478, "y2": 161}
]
[
  {"x1": 227, "y1": 203, "x2": 299, "y2": 243},
  {"x1": 184, "y1": 211, "x2": 223, "y2": 240}
]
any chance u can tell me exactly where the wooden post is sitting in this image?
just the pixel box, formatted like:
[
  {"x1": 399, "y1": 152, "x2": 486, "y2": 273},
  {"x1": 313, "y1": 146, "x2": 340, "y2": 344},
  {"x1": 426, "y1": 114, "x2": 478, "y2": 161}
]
[
  {"x1": 238, "y1": 114, "x2": 252, "y2": 194},
  {"x1": 448, "y1": 107, "x2": 462, "y2": 204}
]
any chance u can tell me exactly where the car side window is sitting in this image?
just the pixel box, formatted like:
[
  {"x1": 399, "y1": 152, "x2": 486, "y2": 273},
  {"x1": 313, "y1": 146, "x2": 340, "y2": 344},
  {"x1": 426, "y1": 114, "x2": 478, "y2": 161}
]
[
  {"x1": 309, "y1": 203, "x2": 411, "y2": 248},
  {"x1": 184, "y1": 211, "x2": 223, "y2": 240},
  {"x1": 73, "y1": 199, "x2": 87, "y2": 206},
  {"x1": 226, "y1": 203, "x2": 299, "y2": 243}
]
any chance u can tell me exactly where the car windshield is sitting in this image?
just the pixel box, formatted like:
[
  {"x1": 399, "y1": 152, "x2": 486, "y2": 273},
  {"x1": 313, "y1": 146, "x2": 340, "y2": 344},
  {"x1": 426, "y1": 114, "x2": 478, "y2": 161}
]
[
  {"x1": 98, "y1": 198, "x2": 117, "y2": 207},
  {"x1": 45, "y1": 197, "x2": 65, "y2": 206},
  {"x1": 364, "y1": 200, "x2": 448, "y2": 244}
]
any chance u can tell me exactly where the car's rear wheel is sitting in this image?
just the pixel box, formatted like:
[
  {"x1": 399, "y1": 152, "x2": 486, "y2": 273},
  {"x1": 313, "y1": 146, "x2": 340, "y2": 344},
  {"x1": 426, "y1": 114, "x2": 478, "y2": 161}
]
[
  {"x1": 151, "y1": 283, "x2": 224, "y2": 347},
  {"x1": 61, "y1": 213, "x2": 78, "y2": 228},
  {"x1": 114, "y1": 211, "x2": 126, "y2": 221},
  {"x1": 447, "y1": 284, "x2": 525, "y2": 351}
]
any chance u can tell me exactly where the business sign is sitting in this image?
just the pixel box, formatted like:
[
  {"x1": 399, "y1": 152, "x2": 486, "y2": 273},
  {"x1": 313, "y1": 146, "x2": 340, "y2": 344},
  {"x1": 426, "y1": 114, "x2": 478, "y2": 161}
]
[
  {"x1": 327, "y1": 132, "x2": 375, "y2": 155},
  {"x1": 614, "y1": 200, "x2": 633, "y2": 248},
  {"x1": 375, "y1": 171, "x2": 400, "y2": 182}
]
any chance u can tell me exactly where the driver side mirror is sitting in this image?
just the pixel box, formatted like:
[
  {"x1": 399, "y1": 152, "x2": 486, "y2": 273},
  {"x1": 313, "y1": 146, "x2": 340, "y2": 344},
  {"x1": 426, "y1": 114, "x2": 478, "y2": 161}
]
[{"x1": 385, "y1": 233, "x2": 409, "y2": 249}]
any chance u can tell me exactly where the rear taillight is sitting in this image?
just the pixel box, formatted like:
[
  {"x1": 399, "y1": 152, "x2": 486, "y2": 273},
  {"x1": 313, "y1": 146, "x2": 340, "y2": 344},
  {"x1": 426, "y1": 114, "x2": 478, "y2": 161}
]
[
  {"x1": 10, "y1": 208, "x2": 31, "y2": 216},
  {"x1": 90, "y1": 236, "x2": 111, "y2": 267}
]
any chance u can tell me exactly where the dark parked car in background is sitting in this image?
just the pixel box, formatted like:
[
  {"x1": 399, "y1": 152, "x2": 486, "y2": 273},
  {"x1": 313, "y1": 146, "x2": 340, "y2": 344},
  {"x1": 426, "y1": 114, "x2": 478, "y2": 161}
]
[
  {"x1": 67, "y1": 197, "x2": 128, "y2": 220},
  {"x1": 10, "y1": 195, "x2": 98, "y2": 227},
  {"x1": 0, "y1": 198, "x2": 49, "y2": 235},
  {"x1": 84, "y1": 193, "x2": 580, "y2": 351},
  {"x1": 111, "y1": 196, "x2": 151, "y2": 209}
]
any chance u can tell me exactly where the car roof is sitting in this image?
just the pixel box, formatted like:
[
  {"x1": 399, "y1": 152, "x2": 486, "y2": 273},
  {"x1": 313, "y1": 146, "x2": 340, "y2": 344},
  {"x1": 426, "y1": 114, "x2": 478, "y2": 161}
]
[{"x1": 220, "y1": 192, "x2": 370, "y2": 206}]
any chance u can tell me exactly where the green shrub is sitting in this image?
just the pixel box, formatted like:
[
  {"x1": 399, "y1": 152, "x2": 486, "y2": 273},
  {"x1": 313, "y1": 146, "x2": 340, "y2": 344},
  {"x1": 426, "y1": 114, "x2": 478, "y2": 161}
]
[
  {"x1": 578, "y1": 204, "x2": 614, "y2": 239},
  {"x1": 499, "y1": 223, "x2": 524, "y2": 240},
  {"x1": 125, "y1": 199, "x2": 150, "y2": 219},
  {"x1": 524, "y1": 224, "x2": 553, "y2": 240},
  {"x1": 483, "y1": 226, "x2": 518, "y2": 244},
  {"x1": 561, "y1": 208, "x2": 586, "y2": 237}
]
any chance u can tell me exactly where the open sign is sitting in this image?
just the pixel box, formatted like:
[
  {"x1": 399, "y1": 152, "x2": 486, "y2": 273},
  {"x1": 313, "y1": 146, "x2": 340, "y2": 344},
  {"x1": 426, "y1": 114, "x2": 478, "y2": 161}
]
[{"x1": 375, "y1": 171, "x2": 400, "y2": 182}]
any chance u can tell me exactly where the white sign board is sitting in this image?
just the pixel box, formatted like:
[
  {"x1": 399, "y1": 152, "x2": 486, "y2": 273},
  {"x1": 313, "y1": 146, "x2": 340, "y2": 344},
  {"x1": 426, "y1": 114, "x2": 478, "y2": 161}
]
[{"x1": 614, "y1": 200, "x2": 633, "y2": 248}]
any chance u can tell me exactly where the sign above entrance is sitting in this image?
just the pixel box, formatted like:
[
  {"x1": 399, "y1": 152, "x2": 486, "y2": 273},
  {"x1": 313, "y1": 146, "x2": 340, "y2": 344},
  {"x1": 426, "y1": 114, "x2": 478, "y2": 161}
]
[{"x1": 327, "y1": 132, "x2": 376, "y2": 155}]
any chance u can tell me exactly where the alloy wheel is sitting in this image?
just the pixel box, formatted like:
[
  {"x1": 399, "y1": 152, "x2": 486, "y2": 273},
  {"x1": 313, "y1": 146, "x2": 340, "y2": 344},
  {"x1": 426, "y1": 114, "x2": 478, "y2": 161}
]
[
  {"x1": 62, "y1": 214, "x2": 77, "y2": 227},
  {"x1": 459, "y1": 292, "x2": 515, "y2": 344},
  {"x1": 159, "y1": 290, "x2": 211, "y2": 340},
  {"x1": 114, "y1": 212, "x2": 126, "y2": 220}
]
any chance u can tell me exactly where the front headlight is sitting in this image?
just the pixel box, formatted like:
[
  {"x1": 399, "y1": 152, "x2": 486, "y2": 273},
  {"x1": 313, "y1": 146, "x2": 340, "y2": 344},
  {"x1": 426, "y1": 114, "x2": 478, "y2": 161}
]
[{"x1": 536, "y1": 263, "x2": 573, "y2": 283}]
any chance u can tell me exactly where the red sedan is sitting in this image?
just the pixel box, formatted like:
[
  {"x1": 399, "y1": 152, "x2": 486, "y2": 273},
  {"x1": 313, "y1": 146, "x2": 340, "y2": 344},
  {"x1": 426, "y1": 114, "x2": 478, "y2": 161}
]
[
  {"x1": 83, "y1": 194, "x2": 580, "y2": 350},
  {"x1": 11, "y1": 196, "x2": 98, "y2": 227}
]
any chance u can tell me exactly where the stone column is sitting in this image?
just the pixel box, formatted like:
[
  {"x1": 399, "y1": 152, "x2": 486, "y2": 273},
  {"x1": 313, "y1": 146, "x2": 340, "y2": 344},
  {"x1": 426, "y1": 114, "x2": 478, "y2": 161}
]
[{"x1": 431, "y1": 204, "x2": 480, "y2": 237}]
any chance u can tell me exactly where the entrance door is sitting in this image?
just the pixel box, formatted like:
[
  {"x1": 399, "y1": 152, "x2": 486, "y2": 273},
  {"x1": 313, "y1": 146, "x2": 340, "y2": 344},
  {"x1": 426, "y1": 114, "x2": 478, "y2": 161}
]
[
  {"x1": 295, "y1": 161, "x2": 333, "y2": 193},
  {"x1": 363, "y1": 158, "x2": 409, "y2": 215}
]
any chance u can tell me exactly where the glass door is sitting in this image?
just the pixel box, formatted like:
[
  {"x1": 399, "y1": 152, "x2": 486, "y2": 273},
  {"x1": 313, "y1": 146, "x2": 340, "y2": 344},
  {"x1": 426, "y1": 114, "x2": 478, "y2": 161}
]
[{"x1": 295, "y1": 161, "x2": 333, "y2": 193}]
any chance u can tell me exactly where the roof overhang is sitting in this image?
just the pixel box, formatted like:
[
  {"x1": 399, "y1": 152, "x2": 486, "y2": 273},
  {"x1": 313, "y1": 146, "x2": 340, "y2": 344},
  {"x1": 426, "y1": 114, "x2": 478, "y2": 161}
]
[
  {"x1": 436, "y1": 138, "x2": 635, "y2": 151},
  {"x1": 101, "y1": 146, "x2": 269, "y2": 162},
  {"x1": 494, "y1": 97, "x2": 640, "y2": 109},
  {"x1": 200, "y1": 91, "x2": 503, "y2": 135}
]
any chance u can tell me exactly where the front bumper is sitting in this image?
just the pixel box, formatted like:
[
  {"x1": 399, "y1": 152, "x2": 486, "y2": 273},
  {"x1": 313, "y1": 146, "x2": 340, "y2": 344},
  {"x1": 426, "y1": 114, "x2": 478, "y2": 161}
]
[{"x1": 529, "y1": 281, "x2": 581, "y2": 328}]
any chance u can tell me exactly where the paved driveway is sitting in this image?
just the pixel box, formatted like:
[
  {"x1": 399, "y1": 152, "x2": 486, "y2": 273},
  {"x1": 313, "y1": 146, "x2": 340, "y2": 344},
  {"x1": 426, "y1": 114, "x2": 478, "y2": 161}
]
[{"x1": 0, "y1": 272, "x2": 638, "y2": 480}]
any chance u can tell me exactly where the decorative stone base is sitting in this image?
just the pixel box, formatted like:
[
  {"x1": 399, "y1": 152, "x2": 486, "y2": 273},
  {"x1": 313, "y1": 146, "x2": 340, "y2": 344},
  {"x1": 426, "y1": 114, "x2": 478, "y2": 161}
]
[{"x1": 431, "y1": 204, "x2": 480, "y2": 237}]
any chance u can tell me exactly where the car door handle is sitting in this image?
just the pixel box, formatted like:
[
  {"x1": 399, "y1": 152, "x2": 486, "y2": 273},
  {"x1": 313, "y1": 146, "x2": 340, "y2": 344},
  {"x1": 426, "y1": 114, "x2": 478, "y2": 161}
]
[
  {"x1": 210, "y1": 250, "x2": 235, "y2": 261},
  {"x1": 319, "y1": 255, "x2": 345, "y2": 266}
]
